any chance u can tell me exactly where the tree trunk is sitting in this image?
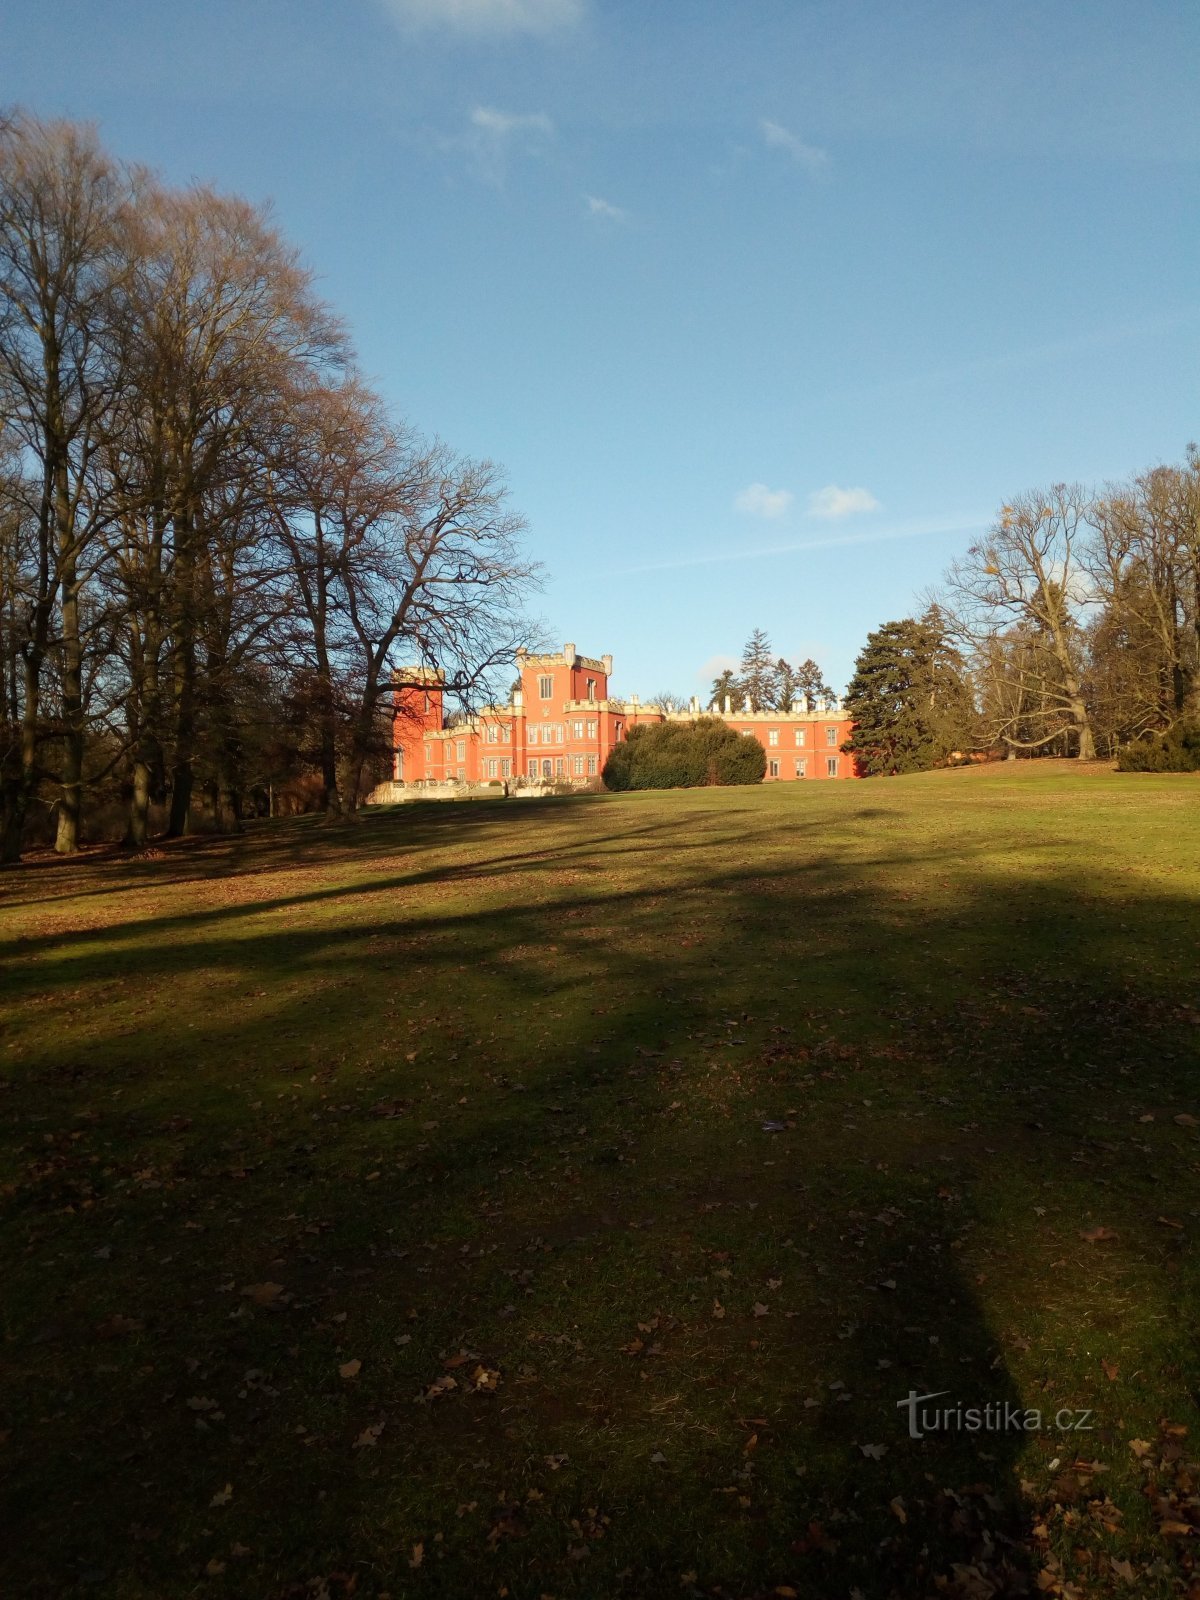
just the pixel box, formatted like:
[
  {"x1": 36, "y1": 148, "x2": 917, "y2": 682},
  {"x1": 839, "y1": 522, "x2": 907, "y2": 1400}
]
[
  {"x1": 166, "y1": 508, "x2": 196, "y2": 838},
  {"x1": 55, "y1": 559, "x2": 84, "y2": 853}
]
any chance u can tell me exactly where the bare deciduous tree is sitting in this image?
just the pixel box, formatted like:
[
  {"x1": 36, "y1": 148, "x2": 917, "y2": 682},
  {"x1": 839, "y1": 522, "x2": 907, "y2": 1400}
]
[{"x1": 942, "y1": 484, "x2": 1097, "y2": 759}]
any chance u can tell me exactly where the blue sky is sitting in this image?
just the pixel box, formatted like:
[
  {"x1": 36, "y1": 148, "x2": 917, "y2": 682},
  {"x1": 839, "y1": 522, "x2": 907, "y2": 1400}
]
[{"x1": 5, "y1": 0, "x2": 1197, "y2": 698}]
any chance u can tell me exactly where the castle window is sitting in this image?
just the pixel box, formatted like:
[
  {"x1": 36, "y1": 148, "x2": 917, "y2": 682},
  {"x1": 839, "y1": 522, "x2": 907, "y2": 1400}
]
[
  {"x1": 487, "y1": 758, "x2": 498, "y2": 778},
  {"x1": 796, "y1": 729, "x2": 806, "y2": 747},
  {"x1": 795, "y1": 759, "x2": 807, "y2": 777},
  {"x1": 456, "y1": 739, "x2": 466, "y2": 760},
  {"x1": 573, "y1": 755, "x2": 584, "y2": 775},
  {"x1": 528, "y1": 760, "x2": 538, "y2": 778},
  {"x1": 587, "y1": 755, "x2": 597, "y2": 775},
  {"x1": 573, "y1": 720, "x2": 583, "y2": 739},
  {"x1": 587, "y1": 720, "x2": 597, "y2": 738},
  {"x1": 502, "y1": 759, "x2": 511, "y2": 777},
  {"x1": 768, "y1": 759, "x2": 780, "y2": 777},
  {"x1": 768, "y1": 729, "x2": 779, "y2": 746},
  {"x1": 529, "y1": 725, "x2": 538, "y2": 744},
  {"x1": 827, "y1": 757, "x2": 838, "y2": 776},
  {"x1": 538, "y1": 674, "x2": 553, "y2": 699},
  {"x1": 586, "y1": 678, "x2": 595, "y2": 700},
  {"x1": 826, "y1": 726, "x2": 838, "y2": 746}
]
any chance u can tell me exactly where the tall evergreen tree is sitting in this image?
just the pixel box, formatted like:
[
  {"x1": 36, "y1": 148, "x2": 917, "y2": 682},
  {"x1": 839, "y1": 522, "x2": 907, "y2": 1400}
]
[
  {"x1": 738, "y1": 628, "x2": 776, "y2": 710},
  {"x1": 772, "y1": 657, "x2": 799, "y2": 710},
  {"x1": 709, "y1": 667, "x2": 740, "y2": 709},
  {"x1": 843, "y1": 611, "x2": 974, "y2": 775},
  {"x1": 794, "y1": 657, "x2": 835, "y2": 710}
]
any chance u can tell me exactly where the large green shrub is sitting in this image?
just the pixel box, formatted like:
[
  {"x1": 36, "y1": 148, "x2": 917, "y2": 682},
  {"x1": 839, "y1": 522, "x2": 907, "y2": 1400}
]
[
  {"x1": 1117, "y1": 722, "x2": 1200, "y2": 772},
  {"x1": 602, "y1": 717, "x2": 766, "y2": 790}
]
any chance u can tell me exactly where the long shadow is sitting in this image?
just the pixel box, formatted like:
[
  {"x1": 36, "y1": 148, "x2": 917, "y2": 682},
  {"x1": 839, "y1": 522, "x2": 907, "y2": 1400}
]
[{"x1": 1, "y1": 787, "x2": 1198, "y2": 1597}]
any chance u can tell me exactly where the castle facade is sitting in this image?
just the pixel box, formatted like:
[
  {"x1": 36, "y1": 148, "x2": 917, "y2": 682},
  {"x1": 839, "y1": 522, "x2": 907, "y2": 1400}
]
[{"x1": 392, "y1": 644, "x2": 858, "y2": 787}]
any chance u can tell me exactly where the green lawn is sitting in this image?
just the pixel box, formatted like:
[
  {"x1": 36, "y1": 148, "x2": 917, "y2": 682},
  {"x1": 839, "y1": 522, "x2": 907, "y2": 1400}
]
[{"x1": 2, "y1": 765, "x2": 1199, "y2": 1599}]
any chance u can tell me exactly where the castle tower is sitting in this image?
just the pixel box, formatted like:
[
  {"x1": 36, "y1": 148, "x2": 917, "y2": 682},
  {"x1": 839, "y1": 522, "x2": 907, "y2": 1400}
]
[{"x1": 391, "y1": 667, "x2": 445, "y2": 781}]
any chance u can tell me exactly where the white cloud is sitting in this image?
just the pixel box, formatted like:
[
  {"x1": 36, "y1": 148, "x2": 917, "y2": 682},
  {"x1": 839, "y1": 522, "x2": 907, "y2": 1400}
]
[
  {"x1": 470, "y1": 106, "x2": 553, "y2": 137},
  {"x1": 760, "y1": 119, "x2": 829, "y2": 176},
  {"x1": 807, "y1": 484, "x2": 880, "y2": 520},
  {"x1": 381, "y1": 0, "x2": 584, "y2": 35},
  {"x1": 584, "y1": 194, "x2": 628, "y2": 222},
  {"x1": 462, "y1": 105, "x2": 553, "y2": 183},
  {"x1": 735, "y1": 482, "x2": 794, "y2": 519}
]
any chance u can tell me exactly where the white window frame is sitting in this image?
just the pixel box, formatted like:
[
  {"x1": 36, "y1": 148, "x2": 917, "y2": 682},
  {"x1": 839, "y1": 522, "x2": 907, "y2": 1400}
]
[
  {"x1": 826, "y1": 726, "x2": 838, "y2": 746},
  {"x1": 768, "y1": 729, "x2": 779, "y2": 746},
  {"x1": 827, "y1": 756, "x2": 838, "y2": 777},
  {"x1": 796, "y1": 728, "x2": 806, "y2": 747},
  {"x1": 538, "y1": 674, "x2": 553, "y2": 700}
]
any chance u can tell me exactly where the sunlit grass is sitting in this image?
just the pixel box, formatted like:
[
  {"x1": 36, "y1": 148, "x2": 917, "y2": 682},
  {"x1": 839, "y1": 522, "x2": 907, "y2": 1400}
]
[{"x1": 1, "y1": 763, "x2": 1198, "y2": 1597}]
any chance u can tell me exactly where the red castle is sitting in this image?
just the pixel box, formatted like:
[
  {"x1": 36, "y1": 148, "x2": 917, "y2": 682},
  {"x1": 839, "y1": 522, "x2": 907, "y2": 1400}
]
[{"x1": 391, "y1": 643, "x2": 857, "y2": 788}]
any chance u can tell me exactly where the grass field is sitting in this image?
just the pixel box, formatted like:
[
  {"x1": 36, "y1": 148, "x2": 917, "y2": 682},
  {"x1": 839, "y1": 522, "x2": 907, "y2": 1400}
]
[{"x1": 2, "y1": 764, "x2": 1199, "y2": 1599}]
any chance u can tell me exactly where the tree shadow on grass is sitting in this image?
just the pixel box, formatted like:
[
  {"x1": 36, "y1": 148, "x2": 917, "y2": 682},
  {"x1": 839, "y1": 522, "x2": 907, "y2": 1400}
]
[{"x1": 1, "y1": 787, "x2": 1198, "y2": 1597}]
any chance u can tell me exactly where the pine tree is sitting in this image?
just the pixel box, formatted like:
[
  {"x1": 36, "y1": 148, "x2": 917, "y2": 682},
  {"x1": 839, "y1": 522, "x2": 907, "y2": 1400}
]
[
  {"x1": 793, "y1": 657, "x2": 835, "y2": 711},
  {"x1": 772, "y1": 658, "x2": 799, "y2": 711},
  {"x1": 739, "y1": 629, "x2": 776, "y2": 711},
  {"x1": 843, "y1": 611, "x2": 974, "y2": 775},
  {"x1": 709, "y1": 668, "x2": 740, "y2": 710}
]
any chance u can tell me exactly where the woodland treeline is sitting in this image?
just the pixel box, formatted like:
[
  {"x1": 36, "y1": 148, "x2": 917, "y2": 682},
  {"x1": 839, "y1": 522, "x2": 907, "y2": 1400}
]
[
  {"x1": 0, "y1": 111, "x2": 537, "y2": 862},
  {"x1": 842, "y1": 456, "x2": 1200, "y2": 775}
]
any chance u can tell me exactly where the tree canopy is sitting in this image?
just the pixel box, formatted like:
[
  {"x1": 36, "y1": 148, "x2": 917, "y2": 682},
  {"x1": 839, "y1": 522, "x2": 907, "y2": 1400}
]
[{"x1": 842, "y1": 611, "x2": 974, "y2": 775}]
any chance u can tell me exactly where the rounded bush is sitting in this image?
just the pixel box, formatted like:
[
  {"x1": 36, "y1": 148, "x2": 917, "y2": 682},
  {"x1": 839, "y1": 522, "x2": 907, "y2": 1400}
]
[
  {"x1": 602, "y1": 718, "x2": 766, "y2": 790},
  {"x1": 1117, "y1": 722, "x2": 1200, "y2": 773}
]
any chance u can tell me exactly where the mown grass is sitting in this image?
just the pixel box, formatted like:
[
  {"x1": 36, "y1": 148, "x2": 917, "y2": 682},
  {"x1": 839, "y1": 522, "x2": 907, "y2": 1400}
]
[{"x1": 1, "y1": 764, "x2": 1198, "y2": 1600}]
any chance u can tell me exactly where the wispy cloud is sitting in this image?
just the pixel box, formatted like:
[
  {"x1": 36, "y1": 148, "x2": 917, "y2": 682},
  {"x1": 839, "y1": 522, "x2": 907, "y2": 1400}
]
[
  {"x1": 760, "y1": 119, "x2": 829, "y2": 177},
  {"x1": 461, "y1": 105, "x2": 553, "y2": 183},
  {"x1": 584, "y1": 194, "x2": 628, "y2": 223},
  {"x1": 471, "y1": 106, "x2": 553, "y2": 138},
  {"x1": 734, "y1": 482, "x2": 793, "y2": 519},
  {"x1": 381, "y1": 0, "x2": 584, "y2": 36},
  {"x1": 614, "y1": 515, "x2": 984, "y2": 577},
  {"x1": 807, "y1": 484, "x2": 880, "y2": 520}
]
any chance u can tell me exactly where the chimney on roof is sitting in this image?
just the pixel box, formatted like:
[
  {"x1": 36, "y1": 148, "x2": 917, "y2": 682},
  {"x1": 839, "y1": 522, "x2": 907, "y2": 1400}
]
[
  {"x1": 723, "y1": 695, "x2": 732, "y2": 714},
  {"x1": 564, "y1": 642, "x2": 576, "y2": 666}
]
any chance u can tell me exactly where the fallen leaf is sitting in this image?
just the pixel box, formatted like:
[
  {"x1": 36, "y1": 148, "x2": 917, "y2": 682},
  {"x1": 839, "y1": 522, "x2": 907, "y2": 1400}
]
[
  {"x1": 1101, "y1": 1359, "x2": 1119, "y2": 1381},
  {"x1": 1174, "y1": 1113, "x2": 1198, "y2": 1127},
  {"x1": 752, "y1": 1302, "x2": 769, "y2": 1318},
  {"x1": 240, "y1": 1282, "x2": 284, "y2": 1306},
  {"x1": 860, "y1": 1443, "x2": 887, "y2": 1460},
  {"x1": 354, "y1": 1422, "x2": 384, "y2": 1448},
  {"x1": 1079, "y1": 1227, "x2": 1118, "y2": 1243},
  {"x1": 339, "y1": 1359, "x2": 362, "y2": 1379},
  {"x1": 409, "y1": 1541, "x2": 424, "y2": 1568},
  {"x1": 889, "y1": 1496, "x2": 907, "y2": 1523},
  {"x1": 209, "y1": 1483, "x2": 233, "y2": 1507},
  {"x1": 95, "y1": 1314, "x2": 143, "y2": 1338}
]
